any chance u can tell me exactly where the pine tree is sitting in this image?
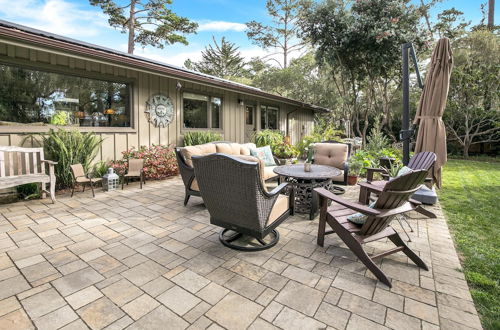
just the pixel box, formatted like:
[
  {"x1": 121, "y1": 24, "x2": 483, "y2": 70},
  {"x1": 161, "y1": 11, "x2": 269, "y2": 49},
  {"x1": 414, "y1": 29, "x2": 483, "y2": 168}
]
[
  {"x1": 90, "y1": 0, "x2": 198, "y2": 54},
  {"x1": 184, "y1": 37, "x2": 248, "y2": 79}
]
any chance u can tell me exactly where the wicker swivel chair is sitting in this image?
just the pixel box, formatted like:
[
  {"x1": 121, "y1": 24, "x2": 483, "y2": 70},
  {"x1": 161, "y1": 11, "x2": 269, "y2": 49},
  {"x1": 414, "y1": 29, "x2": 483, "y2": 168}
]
[
  {"x1": 192, "y1": 153, "x2": 293, "y2": 251},
  {"x1": 315, "y1": 169, "x2": 429, "y2": 287}
]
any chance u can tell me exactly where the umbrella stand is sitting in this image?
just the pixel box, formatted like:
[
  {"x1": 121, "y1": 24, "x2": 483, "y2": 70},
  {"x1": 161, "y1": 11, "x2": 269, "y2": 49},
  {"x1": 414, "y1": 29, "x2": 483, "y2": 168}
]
[{"x1": 401, "y1": 43, "x2": 423, "y2": 165}]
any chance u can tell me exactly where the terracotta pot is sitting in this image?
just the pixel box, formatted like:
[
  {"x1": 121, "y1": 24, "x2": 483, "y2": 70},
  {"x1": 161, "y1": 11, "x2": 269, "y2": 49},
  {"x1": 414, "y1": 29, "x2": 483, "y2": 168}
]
[{"x1": 347, "y1": 175, "x2": 359, "y2": 185}]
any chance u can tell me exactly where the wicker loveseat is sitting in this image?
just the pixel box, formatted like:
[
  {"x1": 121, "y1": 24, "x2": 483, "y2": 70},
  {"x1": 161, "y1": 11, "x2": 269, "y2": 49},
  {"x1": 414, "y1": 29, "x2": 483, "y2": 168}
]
[{"x1": 176, "y1": 142, "x2": 279, "y2": 205}]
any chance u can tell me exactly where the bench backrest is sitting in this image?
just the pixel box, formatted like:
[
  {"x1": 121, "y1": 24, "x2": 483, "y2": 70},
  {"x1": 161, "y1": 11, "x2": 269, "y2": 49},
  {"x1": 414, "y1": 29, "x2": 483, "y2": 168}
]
[{"x1": 0, "y1": 146, "x2": 45, "y2": 178}]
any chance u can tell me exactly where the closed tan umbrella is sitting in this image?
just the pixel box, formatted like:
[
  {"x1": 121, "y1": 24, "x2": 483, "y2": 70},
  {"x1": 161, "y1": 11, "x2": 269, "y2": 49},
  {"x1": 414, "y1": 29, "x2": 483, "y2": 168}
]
[{"x1": 414, "y1": 38, "x2": 453, "y2": 188}]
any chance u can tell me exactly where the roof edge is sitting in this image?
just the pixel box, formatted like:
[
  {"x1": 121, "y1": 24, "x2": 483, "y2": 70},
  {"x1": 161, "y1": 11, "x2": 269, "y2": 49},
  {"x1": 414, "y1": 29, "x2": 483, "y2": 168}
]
[{"x1": 0, "y1": 20, "x2": 330, "y2": 112}]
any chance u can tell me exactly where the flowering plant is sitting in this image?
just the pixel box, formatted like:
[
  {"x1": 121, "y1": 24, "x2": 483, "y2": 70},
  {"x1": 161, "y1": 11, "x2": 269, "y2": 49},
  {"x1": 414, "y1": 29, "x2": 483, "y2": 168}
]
[{"x1": 109, "y1": 144, "x2": 178, "y2": 180}]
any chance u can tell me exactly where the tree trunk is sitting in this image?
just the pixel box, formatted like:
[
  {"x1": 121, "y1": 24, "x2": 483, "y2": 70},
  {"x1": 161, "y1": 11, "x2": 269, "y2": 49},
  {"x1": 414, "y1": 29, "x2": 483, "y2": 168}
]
[
  {"x1": 127, "y1": 0, "x2": 136, "y2": 54},
  {"x1": 488, "y1": 0, "x2": 495, "y2": 30}
]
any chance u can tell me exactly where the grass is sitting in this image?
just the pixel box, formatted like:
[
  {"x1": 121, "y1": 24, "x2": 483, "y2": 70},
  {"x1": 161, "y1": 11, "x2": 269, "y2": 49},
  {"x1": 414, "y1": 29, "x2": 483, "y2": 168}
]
[{"x1": 439, "y1": 159, "x2": 500, "y2": 329}]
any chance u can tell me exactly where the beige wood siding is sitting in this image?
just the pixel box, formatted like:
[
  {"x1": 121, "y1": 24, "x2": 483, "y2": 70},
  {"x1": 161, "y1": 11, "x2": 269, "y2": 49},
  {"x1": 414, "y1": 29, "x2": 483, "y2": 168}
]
[{"x1": 0, "y1": 42, "x2": 315, "y2": 160}]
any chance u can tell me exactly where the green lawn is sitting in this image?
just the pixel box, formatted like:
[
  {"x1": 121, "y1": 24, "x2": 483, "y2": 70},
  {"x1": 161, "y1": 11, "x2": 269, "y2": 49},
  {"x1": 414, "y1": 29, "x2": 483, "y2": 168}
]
[{"x1": 439, "y1": 159, "x2": 500, "y2": 330}]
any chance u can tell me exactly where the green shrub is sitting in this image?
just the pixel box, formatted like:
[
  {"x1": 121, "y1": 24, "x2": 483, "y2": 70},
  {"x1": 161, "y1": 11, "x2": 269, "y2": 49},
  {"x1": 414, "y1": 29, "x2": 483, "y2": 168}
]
[
  {"x1": 35, "y1": 129, "x2": 103, "y2": 189},
  {"x1": 92, "y1": 161, "x2": 109, "y2": 179},
  {"x1": 366, "y1": 118, "x2": 389, "y2": 153},
  {"x1": 273, "y1": 142, "x2": 300, "y2": 159},
  {"x1": 183, "y1": 131, "x2": 223, "y2": 146},
  {"x1": 253, "y1": 130, "x2": 283, "y2": 148},
  {"x1": 16, "y1": 183, "x2": 40, "y2": 200}
]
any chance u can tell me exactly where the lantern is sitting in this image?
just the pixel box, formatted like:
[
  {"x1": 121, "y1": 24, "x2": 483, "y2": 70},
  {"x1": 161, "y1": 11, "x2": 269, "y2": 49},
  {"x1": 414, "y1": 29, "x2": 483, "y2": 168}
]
[{"x1": 102, "y1": 168, "x2": 119, "y2": 191}]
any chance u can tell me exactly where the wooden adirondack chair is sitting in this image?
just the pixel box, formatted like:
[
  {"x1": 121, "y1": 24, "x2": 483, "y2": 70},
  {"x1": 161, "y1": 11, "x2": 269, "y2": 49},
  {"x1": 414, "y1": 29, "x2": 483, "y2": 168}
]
[
  {"x1": 360, "y1": 151, "x2": 437, "y2": 219},
  {"x1": 315, "y1": 170, "x2": 429, "y2": 287}
]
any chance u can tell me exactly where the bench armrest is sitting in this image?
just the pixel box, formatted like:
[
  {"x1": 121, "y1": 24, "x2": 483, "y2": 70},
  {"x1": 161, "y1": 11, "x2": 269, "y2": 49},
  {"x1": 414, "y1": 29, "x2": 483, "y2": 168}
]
[
  {"x1": 365, "y1": 167, "x2": 387, "y2": 182},
  {"x1": 41, "y1": 160, "x2": 58, "y2": 165}
]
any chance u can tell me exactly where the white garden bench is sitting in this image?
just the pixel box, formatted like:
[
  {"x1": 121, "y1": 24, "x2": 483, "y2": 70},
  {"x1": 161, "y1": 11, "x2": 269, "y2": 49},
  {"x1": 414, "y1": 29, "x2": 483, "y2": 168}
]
[{"x1": 0, "y1": 146, "x2": 57, "y2": 203}]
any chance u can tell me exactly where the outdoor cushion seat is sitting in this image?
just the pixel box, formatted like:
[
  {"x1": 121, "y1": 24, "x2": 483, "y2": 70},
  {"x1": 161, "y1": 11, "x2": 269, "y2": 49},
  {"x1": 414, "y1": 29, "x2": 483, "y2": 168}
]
[
  {"x1": 268, "y1": 194, "x2": 290, "y2": 225},
  {"x1": 313, "y1": 142, "x2": 351, "y2": 185},
  {"x1": 263, "y1": 166, "x2": 278, "y2": 181},
  {"x1": 181, "y1": 143, "x2": 218, "y2": 167}
]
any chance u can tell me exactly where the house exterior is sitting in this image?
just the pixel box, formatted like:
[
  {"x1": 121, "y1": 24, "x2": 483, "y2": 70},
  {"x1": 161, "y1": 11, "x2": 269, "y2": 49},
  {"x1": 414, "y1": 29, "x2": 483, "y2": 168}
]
[{"x1": 0, "y1": 20, "x2": 327, "y2": 162}]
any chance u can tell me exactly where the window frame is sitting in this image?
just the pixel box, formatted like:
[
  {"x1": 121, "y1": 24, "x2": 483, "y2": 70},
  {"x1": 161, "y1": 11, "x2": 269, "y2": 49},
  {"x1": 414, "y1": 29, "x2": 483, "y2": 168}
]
[
  {"x1": 260, "y1": 104, "x2": 280, "y2": 130},
  {"x1": 181, "y1": 90, "x2": 223, "y2": 131},
  {"x1": 0, "y1": 59, "x2": 136, "y2": 134}
]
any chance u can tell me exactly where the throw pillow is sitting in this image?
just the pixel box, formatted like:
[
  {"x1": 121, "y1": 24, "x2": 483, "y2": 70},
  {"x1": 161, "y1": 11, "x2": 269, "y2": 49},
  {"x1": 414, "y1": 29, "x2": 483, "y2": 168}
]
[
  {"x1": 346, "y1": 202, "x2": 376, "y2": 225},
  {"x1": 397, "y1": 166, "x2": 413, "y2": 177},
  {"x1": 250, "y1": 146, "x2": 276, "y2": 166}
]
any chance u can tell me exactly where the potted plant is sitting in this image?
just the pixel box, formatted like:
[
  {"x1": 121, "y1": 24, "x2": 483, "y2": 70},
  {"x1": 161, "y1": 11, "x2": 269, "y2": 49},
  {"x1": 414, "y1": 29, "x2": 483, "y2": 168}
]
[
  {"x1": 273, "y1": 142, "x2": 300, "y2": 165},
  {"x1": 347, "y1": 159, "x2": 363, "y2": 185},
  {"x1": 382, "y1": 159, "x2": 404, "y2": 180},
  {"x1": 304, "y1": 145, "x2": 314, "y2": 172}
]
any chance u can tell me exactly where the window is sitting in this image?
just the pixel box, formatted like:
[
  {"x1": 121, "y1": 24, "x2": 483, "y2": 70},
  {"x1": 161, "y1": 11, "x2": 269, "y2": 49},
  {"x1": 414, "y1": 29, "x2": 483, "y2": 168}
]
[
  {"x1": 0, "y1": 63, "x2": 131, "y2": 127},
  {"x1": 261, "y1": 105, "x2": 279, "y2": 130},
  {"x1": 183, "y1": 92, "x2": 222, "y2": 129},
  {"x1": 245, "y1": 106, "x2": 253, "y2": 125}
]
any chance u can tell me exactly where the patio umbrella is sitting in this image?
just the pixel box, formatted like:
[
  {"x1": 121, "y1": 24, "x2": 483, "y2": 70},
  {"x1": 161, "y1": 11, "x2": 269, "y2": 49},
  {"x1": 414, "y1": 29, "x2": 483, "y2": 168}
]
[{"x1": 413, "y1": 38, "x2": 453, "y2": 188}]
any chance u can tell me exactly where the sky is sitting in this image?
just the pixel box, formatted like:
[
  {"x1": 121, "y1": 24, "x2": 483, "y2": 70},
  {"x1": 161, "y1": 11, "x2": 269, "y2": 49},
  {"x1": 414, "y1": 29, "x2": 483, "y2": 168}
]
[{"x1": 0, "y1": 0, "x2": 496, "y2": 67}]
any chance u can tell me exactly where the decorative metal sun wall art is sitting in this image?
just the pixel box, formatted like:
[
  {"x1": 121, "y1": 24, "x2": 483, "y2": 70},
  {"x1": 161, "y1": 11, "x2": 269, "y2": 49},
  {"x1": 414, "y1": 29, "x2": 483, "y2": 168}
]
[{"x1": 145, "y1": 94, "x2": 174, "y2": 127}]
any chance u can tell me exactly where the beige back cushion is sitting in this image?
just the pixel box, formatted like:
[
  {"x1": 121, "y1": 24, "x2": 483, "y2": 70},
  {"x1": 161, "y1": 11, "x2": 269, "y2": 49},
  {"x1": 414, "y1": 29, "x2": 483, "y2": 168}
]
[
  {"x1": 235, "y1": 155, "x2": 267, "y2": 188},
  {"x1": 216, "y1": 143, "x2": 242, "y2": 155},
  {"x1": 181, "y1": 143, "x2": 217, "y2": 167},
  {"x1": 314, "y1": 143, "x2": 348, "y2": 169},
  {"x1": 240, "y1": 143, "x2": 257, "y2": 156}
]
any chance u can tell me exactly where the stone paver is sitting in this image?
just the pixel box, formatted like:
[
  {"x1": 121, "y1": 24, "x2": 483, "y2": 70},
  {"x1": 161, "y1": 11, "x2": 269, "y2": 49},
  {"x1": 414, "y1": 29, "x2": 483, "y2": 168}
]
[
  {"x1": 0, "y1": 177, "x2": 482, "y2": 329},
  {"x1": 206, "y1": 293, "x2": 263, "y2": 330}
]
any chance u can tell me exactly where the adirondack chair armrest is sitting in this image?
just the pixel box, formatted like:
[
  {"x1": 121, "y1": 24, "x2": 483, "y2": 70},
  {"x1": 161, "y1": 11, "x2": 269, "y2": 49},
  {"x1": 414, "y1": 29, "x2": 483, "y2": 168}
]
[
  {"x1": 365, "y1": 167, "x2": 387, "y2": 182},
  {"x1": 314, "y1": 188, "x2": 380, "y2": 216},
  {"x1": 358, "y1": 181, "x2": 384, "y2": 193},
  {"x1": 41, "y1": 160, "x2": 58, "y2": 165},
  {"x1": 375, "y1": 202, "x2": 414, "y2": 218}
]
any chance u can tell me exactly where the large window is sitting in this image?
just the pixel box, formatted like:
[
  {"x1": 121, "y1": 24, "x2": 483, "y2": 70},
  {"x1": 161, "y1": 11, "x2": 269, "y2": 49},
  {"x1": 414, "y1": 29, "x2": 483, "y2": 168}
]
[
  {"x1": 183, "y1": 92, "x2": 222, "y2": 129},
  {"x1": 261, "y1": 105, "x2": 279, "y2": 130},
  {"x1": 0, "y1": 63, "x2": 131, "y2": 127}
]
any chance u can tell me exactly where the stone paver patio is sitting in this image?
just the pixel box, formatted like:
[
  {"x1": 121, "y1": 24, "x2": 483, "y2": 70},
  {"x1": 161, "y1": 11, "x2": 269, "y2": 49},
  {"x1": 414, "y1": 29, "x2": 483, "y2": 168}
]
[{"x1": 0, "y1": 177, "x2": 482, "y2": 330}]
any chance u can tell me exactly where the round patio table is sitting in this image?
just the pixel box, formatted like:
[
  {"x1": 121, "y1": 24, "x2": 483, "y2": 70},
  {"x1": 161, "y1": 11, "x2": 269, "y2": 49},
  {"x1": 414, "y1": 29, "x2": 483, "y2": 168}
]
[{"x1": 273, "y1": 164, "x2": 343, "y2": 220}]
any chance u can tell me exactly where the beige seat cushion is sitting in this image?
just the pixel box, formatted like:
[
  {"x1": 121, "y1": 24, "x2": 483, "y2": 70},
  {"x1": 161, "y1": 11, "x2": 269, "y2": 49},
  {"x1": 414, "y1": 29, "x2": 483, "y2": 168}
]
[
  {"x1": 181, "y1": 143, "x2": 217, "y2": 167},
  {"x1": 190, "y1": 178, "x2": 200, "y2": 191},
  {"x1": 314, "y1": 143, "x2": 348, "y2": 169},
  {"x1": 216, "y1": 143, "x2": 242, "y2": 155},
  {"x1": 263, "y1": 166, "x2": 278, "y2": 181},
  {"x1": 76, "y1": 177, "x2": 102, "y2": 183},
  {"x1": 332, "y1": 170, "x2": 344, "y2": 183},
  {"x1": 267, "y1": 194, "x2": 289, "y2": 225}
]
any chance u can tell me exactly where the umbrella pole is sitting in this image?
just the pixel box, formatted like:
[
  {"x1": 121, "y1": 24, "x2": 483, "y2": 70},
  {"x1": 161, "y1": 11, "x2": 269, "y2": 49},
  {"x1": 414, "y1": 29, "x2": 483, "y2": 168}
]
[{"x1": 401, "y1": 43, "x2": 423, "y2": 165}]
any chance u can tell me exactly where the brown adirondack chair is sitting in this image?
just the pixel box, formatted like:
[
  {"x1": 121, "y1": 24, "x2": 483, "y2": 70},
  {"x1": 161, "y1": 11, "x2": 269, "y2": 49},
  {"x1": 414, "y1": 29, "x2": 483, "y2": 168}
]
[
  {"x1": 315, "y1": 169, "x2": 429, "y2": 287},
  {"x1": 360, "y1": 151, "x2": 437, "y2": 219}
]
